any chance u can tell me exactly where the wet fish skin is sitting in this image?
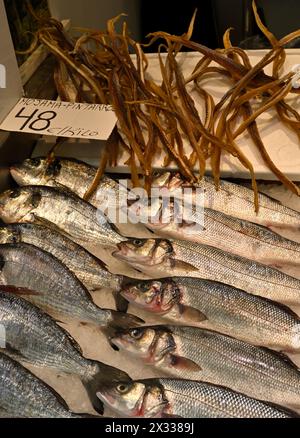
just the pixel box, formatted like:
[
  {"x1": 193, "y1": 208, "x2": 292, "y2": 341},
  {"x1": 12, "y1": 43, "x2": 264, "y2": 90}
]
[
  {"x1": 110, "y1": 325, "x2": 300, "y2": 408},
  {"x1": 0, "y1": 352, "x2": 91, "y2": 418},
  {"x1": 10, "y1": 157, "x2": 129, "y2": 211},
  {"x1": 0, "y1": 290, "x2": 131, "y2": 414},
  {"x1": 0, "y1": 223, "x2": 122, "y2": 291},
  {"x1": 0, "y1": 242, "x2": 142, "y2": 329},
  {"x1": 153, "y1": 172, "x2": 300, "y2": 232},
  {"x1": 128, "y1": 197, "x2": 300, "y2": 272},
  {"x1": 120, "y1": 277, "x2": 300, "y2": 352},
  {"x1": 113, "y1": 238, "x2": 300, "y2": 306},
  {"x1": 96, "y1": 378, "x2": 297, "y2": 418},
  {"x1": 0, "y1": 185, "x2": 124, "y2": 248}
]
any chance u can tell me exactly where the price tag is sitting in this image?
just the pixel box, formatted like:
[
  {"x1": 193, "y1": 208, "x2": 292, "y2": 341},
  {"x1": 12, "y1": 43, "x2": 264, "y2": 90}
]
[{"x1": 0, "y1": 98, "x2": 117, "y2": 140}]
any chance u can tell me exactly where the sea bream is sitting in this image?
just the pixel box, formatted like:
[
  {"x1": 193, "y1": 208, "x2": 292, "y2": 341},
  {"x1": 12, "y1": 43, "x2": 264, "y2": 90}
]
[
  {"x1": 110, "y1": 325, "x2": 300, "y2": 409},
  {"x1": 96, "y1": 378, "x2": 298, "y2": 418},
  {"x1": 0, "y1": 185, "x2": 124, "y2": 248},
  {"x1": 0, "y1": 242, "x2": 142, "y2": 328},
  {"x1": 127, "y1": 197, "x2": 300, "y2": 273},
  {"x1": 0, "y1": 352, "x2": 94, "y2": 418},
  {"x1": 113, "y1": 239, "x2": 300, "y2": 306},
  {"x1": 119, "y1": 277, "x2": 300, "y2": 352},
  {"x1": 10, "y1": 157, "x2": 133, "y2": 212},
  {"x1": 152, "y1": 172, "x2": 300, "y2": 233},
  {"x1": 0, "y1": 223, "x2": 121, "y2": 291},
  {"x1": 0, "y1": 290, "x2": 131, "y2": 413}
]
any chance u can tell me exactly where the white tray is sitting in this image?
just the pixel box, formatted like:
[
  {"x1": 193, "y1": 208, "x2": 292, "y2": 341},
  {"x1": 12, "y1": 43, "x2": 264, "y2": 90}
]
[{"x1": 34, "y1": 49, "x2": 300, "y2": 180}]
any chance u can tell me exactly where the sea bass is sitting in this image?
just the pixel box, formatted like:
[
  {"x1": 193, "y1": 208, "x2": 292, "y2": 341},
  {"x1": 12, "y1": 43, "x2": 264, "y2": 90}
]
[
  {"x1": 0, "y1": 185, "x2": 124, "y2": 248},
  {"x1": 96, "y1": 378, "x2": 298, "y2": 418},
  {"x1": 119, "y1": 278, "x2": 300, "y2": 352},
  {"x1": 152, "y1": 173, "x2": 300, "y2": 233},
  {"x1": 0, "y1": 223, "x2": 121, "y2": 291},
  {"x1": 10, "y1": 157, "x2": 132, "y2": 212},
  {"x1": 127, "y1": 197, "x2": 300, "y2": 273},
  {"x1": 0, "y1": 290, "x2": 131, "y2": 414},
  {"x1": 0, "y1": 352, "x2": 94, "y2": 418},
  {"x1": 110, "y1": 325, "x2": 300, "y2": 409},
  {"x1": 0, "y1": 243, "x2": 141, "y2": 328},
  {"x1": 113, "y1": 239, "x2": 300, "y2": 306}
]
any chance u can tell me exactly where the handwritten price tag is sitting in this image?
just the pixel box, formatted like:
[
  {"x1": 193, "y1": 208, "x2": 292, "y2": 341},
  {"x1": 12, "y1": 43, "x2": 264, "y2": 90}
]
[{"x1": 0, "y1": 98, "x2": 117, "y2": 140}]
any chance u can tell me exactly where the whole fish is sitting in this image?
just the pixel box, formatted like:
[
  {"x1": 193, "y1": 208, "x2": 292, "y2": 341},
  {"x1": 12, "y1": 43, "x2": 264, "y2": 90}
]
[
  {"x1": 10, "y1": 157, "x2": 132, "y2": 212},
  {"x1": 0, "y1": 242, "x2": 142, "y2": 328},
  {"x1": 113, "y1": 239, "x2": 300, "y2": 306},
  {"x1": 0, "y1": 290, "x2": 130, "y2": 414},
  {"x1": 96, "y1": 378, "x2": 297, "y2": 418},
  {"x1": 127, "y1": 197, "x2": 300, "y2": 272},
  {"x1": 110, "y1": 325, "x2": 300, "y2": 409},
  {"x1": 0, "y1": 185, "x2": 124, "y2": 248},
  {"x1": 0, "y1": 223, "x2": 121, "y2": 291},
  {"x1": 119, "y1": 278, "x2": 300, "y2": 352},
  {"x1": 152, "y1": 172, "x2": 300, "y2": 233},
  {"x1": 0, "y1": 352, "x2": 94, "y2": 418}
]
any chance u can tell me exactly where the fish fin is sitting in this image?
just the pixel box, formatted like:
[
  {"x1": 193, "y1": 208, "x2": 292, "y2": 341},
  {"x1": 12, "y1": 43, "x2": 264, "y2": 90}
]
[
  {"x1": 32, "y1": 214, "x2": 74, "y2": 239},
  {"x1": 113, "y1": 290, "x2": 129, "y2": 313},
  {"x1": 169, "y1": 354, "x2": 202, "y2": 372},
  {"x1": 178, "y1": 304, "x2": 207, "y2": 323},
  {"x1": 0, "y1": 285, "x2": 41, "y2": 296},
  {"x1": 174, "y1": 260, "x2": 199, "y2": 272},
  {"x1": 107, "y1": 310, "x2": 144, "y2": 330}
]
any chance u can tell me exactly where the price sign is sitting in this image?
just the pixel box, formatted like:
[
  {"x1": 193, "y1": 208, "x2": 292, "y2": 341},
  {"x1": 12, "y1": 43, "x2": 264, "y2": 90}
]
[{"x1": 0, "y1": 98, "x2": 117, "y2": 140}]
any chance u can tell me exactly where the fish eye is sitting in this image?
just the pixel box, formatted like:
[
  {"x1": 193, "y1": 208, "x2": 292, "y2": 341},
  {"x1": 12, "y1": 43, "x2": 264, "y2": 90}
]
[
  {"x1": 117, "y1": 384, "x2": 129, "y2": 394},
  {"x1": 133, "y1": 239, "x2": 143, "y2": 247},
  {"x1": 153, "y1": 171, "x2": 161, "y2": 178},
  {"x1": 138, "y1": 283, "x2": 150, "y2": 293},
  {"x1": 9, "y1": 190, "x2": 20, "y2": 199},
  {"x1": 130, "y1": 328, "x2": 143, "y2": 339},
  {"x1": 31, "y1": 158, "x2": 41, "y2": 167}
]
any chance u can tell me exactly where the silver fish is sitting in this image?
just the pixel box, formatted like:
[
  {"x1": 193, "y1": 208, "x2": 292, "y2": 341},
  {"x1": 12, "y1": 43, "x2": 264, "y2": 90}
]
[
  {"x1": 127, "y1": 197, "x2": 300, "y2": 272},
  {"x1": 110, "y1": 325, "x2": 300, "y2": 409},
  {"x1": 119, "y1": 278, "x2": 300, "y2": 352},
  {"x1": 0, "y1": 290, "x2": 131, "y2": 414},
  {"x1": 0, "y1": 242, "x2": 142, "y2": 328},
  {"x1": 0, "y1": 352, "x2": 93, "y2": 418},
  {"x1": 10, "y1": 157, "x2": 132, "y2": 212},
  {"x1": 0, "y1": 223, "x2": 121, "y2": 291},
  {"x1": 152, "y1": 172, "x2": 300, "y2": 233},
  {"x1": 113, "y1": 239, "x2": 300, "y2": 306},
  {"x1": 96, "y1": 378, "x2": 298, "y2": 418},
  {"x1": 0, "y1": 185, "x2": 124, "y2": 248}
]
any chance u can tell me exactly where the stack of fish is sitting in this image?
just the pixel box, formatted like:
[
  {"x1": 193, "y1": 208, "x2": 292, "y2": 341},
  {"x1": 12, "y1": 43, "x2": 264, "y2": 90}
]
[{"x1": 0, "y1": 156, "x2": 299, "y2": 418}]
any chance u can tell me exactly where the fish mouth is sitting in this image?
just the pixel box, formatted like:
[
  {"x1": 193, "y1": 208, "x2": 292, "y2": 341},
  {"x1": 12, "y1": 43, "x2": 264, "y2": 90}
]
[{"x1": 113, "y1": 243, "x2": 129, "y2": 260}]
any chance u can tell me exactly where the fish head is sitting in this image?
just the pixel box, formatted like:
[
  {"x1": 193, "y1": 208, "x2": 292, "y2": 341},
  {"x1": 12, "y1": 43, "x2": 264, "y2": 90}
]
[
  {"x1": 0, "y1": 226, "x2": 18, "y2": 244},
  {"x1": 152, "y1": 171, "x2": 183, "y2": 191},
  {"x1": 113, "y1": 239, "x2": 174, "y2": 268},
  {"x1": 97, "y1": 380, "x2": 167, "y2": 417},
  {"x1": 0, "y1": 188, "x2": 37, "y2": 223},
  {"x1": 110, "y1": 326, "x2": 176, "y2": 364},
  {"x1": 126, "y1": 197, "x2": 161, "y2": 226},
  {"x1": 10, "y1": 158, "x2": 49, "y2": 186},
  {"x1": 121, "y1": 279, "x2": 181, "y2": 314}
]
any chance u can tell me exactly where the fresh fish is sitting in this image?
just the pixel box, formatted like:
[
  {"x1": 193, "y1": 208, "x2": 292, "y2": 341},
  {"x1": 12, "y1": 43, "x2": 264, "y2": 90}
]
[
  {"x1": 10, "y1": 157, "x2": 132, "y2": 212},
  {"x1": 127, "y1": 197, "x2": 300, "y2": 272},
  {"x1": 113, "y1": 239, "x2": 300, "y2": 306},
  {"x1": 0, "y1": 185, "x2": 124, "y2": 248},
  {"x1": 110, "y1": 325, "x2": 300, "y2": 409},
  {"x1": 119, "y1": 278, "x2": 300, "y2": 352},
  {"x1": 0, "y1": 352, "x2": 94, "y2": 418},
  {"x1": 0, "y1": 223, "x2": 121, "y2": 291},
  {"x1": 96, "y1": 378, "x2": 298, "y2": 418},
  {"x1": 152, "y1": 172, "x2": 300, "y2": 233},
  {"x1": 0, "y1": 290, "x2": 131, "y2": 413},
  {"x1": 0, "y1": 242, "x2": 142, "y2": 328}
]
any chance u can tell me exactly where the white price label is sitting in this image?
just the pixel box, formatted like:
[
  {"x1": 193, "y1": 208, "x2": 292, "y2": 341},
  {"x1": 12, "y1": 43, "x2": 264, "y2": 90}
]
[{"x1": 0, "y1": 98, "x2": 117, "y2": 140}]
